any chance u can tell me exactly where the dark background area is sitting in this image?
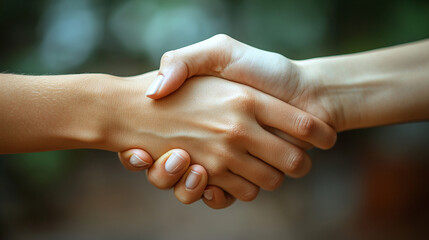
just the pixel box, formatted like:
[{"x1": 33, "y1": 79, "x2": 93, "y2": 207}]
[{"x1": 1, "y1": 0, "x2": 429, "y2": 239}]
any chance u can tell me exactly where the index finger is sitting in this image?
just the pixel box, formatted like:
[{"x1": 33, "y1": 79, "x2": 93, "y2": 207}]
[{"x1": 255, "y1": 92, "x2": 337, "y2": 149}]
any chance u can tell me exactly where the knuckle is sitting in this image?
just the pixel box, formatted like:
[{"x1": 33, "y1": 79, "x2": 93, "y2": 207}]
[
  {"x1": 206, "y1": 160, "x2": 227, "y2": 178},
  {"x1": 224, "y1": 123, "x2": 248, "y2": 142},
  {"x1": 264, "y1": 172, "x2": 285, "y2": 191},
  {"x1": 285, "y1": 149, "x2": 306, "y2": 175},
  {"x1": 212, "y1": 33, "x2": 233, "y2": 43},
  {"x1": 294, "y1": 114, "x2": 315, "y2": 139},
  {"x1": 232, "y1": 87, "x2": 256, "y2": 112},
  {"x1": 160, "y1": 51, "x2": 176, "y2": 65},
  {"x1": 239, "y1": 185, "x2": 259, "y2": 202},
  {"x1": 221, "y1": 89, "x2": 255, "y2": 143}
]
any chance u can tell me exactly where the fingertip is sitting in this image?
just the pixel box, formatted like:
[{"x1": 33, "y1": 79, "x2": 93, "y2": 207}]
[
  {"x1": 147, "y1": 149, "x2": 191, "y2": 190},
  {"x1": 311, "y1": 119, "x2": 338, "y2": 150},
  {"x1": 187, "y1": 164, "x2": 208, "y2": 189},
  {"x1": 188, "y1": 164, "x2": 207, "y2": 175},
  {"x1": 202, "y1": 186, "x2": 236, "y2": 209},
  {"x1": 171, "y1": 149, "x2": 191, "y2": 163},
  {"x1": 316, "y1": 134, "x2": 337, "y2": 150},
  {"x1": 289, "y1": 154, "x2": 312, "y2": 178},
  {"x1": 145, "y1": 74, "x2": 165, "y2": 99},
  {"x1": 325, "y1": 130, "x2": 338, "y2": 149},
  {"x1": 173, "y1": 164, "x2": 208, "y2": 204},
  {"x1": 149, "y1": 63, "x2": 188, "y2": 99},
  {"x1": 118, "y1": 149, "x2": 153, "y2": 172}
]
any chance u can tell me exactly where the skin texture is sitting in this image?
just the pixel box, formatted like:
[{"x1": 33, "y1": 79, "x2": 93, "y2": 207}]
[
  {"x1": 110, "y1": 72, "x2": 335, "y2": 201},
  {"x1": 146, "y1": 35, "x2": 429, "y2": 130},
  {"x1": 123, "y1": 35, "x2": 429, "y2": 208},
  {"x1": 299, "y1": 39, "x2": 429, "y2": 130},
  {"x1": 0, "y1": 71, "x2": 336, "y2": 208}
]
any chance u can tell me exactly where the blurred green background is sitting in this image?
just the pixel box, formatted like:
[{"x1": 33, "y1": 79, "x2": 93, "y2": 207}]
[{"x1": 1, "y1": 0, "x2": 429, "y2": 239}]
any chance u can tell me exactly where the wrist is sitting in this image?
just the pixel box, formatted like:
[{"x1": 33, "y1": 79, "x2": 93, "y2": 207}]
[
  {"x1": 299, "y1": 55, "x2": 385, "y2": 132},
  {"x1": 297, "y1": 47, "x2": 429, "y2": 131},
  {"x1": 294, "y1": 58, "x2": 350, "y2": 132},
  {"x1": 96, "y1": 71, "x2": 161, "y2": 152}
]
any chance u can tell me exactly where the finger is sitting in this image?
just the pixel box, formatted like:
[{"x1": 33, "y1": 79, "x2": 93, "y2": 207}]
[
  {"x1": 228, "y1": 153, "x2": 285, "y2": 191},
  {"x1": 209, "y1": 172, "x2": 260, "y2": 202},
  {"x1": 173, "y1": 165, "x2": 208, "y2": 204},
  {"x1": 146, "y1": 34, "x2": 239, "y2": 99},
  {"x1": 255, "y1": 93, "x2": 337, "y2": 149},
  {"x1": 202, "y1": 186, "x2": 236, "y2": 210},
  {"x1": 248, "y1": 128, "x2": 312, "y2": 178},
  {"x1": 147, "y1": 149, "x2": 190, "y2": 190},
  {"x1": 264, "y1": 125, "x2": 313, "y2": 150},
  {"x1": 118, "y1": 149, "x2": 153, "y2": 172}
]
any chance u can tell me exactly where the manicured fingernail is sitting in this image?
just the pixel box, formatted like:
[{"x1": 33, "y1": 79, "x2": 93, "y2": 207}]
[
  {"x1": 165, "y1": 152, "x2": 186, "y2": 174},
  {"x1": 130, "y1": 154, "x2": 149, "y2": 168},
  {"x1": 185, "y1": 170, "x2": 202, "y2": 190},
  {"x1": 146, "y1": 75, "x2": 164, "y2": 96},
  {"x1": 203, "y1": 189, "x2": 213, "y2": 200}
]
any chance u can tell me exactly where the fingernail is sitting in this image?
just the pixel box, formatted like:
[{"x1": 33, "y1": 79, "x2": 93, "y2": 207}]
[
  {"x1": 185, "y1": 170, "x2": 202, "y2": 190},
  {"x1": 165, "y1": 152, "x2": 186, "y2": 174},
  {"x1": 146, "y1": 75, "x2": 164, "y2": 96},
  {"x1": 203, "y1": 189, "x2": 213, "y2": 200},
  {"x1": 130, "y1": 154, "x2": 149, "y2": 168}
]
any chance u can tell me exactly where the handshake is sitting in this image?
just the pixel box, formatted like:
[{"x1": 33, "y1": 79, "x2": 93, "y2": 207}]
[
  {"x1": 118, "y1": 34, "x2": 338, "y2": 209},
  {"x1": 115, "y1": 35, "x2": 429, "y2": 209},
  {"x1": 2, "y1": 35, "x2": 428, "y2": 209}
]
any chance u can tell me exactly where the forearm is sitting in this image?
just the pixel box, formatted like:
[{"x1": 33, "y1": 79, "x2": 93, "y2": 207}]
[
  {"x1": 301, "y1": 39, "x2": 429, "y2": 131},
  {"x1": 0, "y1": 73, "x2": 121, "y2": 153}
]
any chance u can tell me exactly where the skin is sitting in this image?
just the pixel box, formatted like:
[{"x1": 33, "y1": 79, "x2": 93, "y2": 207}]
[
  {"x1": 0, "y1": 71, "x2": 336, "y2": 208},
  {"x1": 118, "y1": 149, "x2": 237, "y2": 209},
  {"x1": 147, "y1": 35, "x2": 429, "y2": 130},
  {"x1": 122, "y1": 35, "x2": 429, "y2": 208}
]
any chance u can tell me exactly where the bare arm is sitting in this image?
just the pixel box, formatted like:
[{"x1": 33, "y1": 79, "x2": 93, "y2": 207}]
[
  {"x1": 0, "y1": 73, "x2": 115, "y2": 153},
  {"x1": 299, "y1": 39, "x2": 429, "y2": 131},
  {"x1": 0, "y1": 71, "x2": 337, "y2": 202},
  {"x1": 0, "y1": 73, "x2": 231, "y2": 208}
]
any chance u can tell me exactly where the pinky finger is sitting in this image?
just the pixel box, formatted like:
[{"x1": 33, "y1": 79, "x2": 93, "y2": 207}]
[{"x1": 202, "y1": 186, "x2": 236, "y2": 209}]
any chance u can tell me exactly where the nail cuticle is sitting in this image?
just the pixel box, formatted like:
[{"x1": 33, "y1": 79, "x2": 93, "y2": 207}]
[
  {"x1": 130, "y1": 154, "x2": 149, "y2": 168},
  {"x1": 185, "y1": 170, "x2": 202, "y2": 190},
  {"x1": 165, "y1": 152, "x2": 185, "y2": 174},
  {"x1": 203, "y1": 189, "x2": 214, "y2": 201}
]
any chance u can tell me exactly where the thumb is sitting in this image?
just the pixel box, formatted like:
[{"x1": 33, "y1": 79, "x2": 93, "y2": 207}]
[
  {"x1": 118, "y1": 149, "x2": 154, "y2": 172},
  {"x1": 145, "y1": 34, "x2": 240, "y2": 99},
  {"x1": 145, "y1": 62, "x2": 188, "y2": 100}
]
